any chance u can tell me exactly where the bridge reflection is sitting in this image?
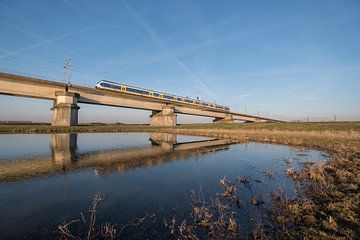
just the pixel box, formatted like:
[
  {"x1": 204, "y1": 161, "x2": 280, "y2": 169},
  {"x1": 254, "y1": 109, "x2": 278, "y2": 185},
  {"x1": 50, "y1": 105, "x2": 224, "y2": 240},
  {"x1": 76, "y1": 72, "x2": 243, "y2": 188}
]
[{"x1": 0, "y1": 133, "x2": 234, "y2": 183}]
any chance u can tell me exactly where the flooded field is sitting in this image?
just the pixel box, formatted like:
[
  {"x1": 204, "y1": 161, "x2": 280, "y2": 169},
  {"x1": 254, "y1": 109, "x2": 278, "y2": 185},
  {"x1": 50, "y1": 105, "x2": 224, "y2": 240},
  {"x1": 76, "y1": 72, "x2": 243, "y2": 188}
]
[{"x1": 0, "y1": 132, "x2": 328, "y2": 239}]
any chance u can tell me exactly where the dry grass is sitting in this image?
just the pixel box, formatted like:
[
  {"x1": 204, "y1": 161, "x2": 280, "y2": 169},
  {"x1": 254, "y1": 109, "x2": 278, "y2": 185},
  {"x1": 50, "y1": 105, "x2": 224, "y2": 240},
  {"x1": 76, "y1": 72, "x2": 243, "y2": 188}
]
[
  {"x1": 57, "y1": 192, "x2": 117, "y2": 240},
  {"x1": 166, "y1": 179, "x2": 240, "y2": 240},
  {"x1": 57, "y1": 193, "x2": 156, "y2": 240},
  {"x1": 273, "y1": 149, "x2": 360, "y2": 239},
  {"x1": 166, "y1": 176, "x2": 279, "y2": 240},
  {"x1": 0, "y1": 121, "x2": 359, "y2": 134}
]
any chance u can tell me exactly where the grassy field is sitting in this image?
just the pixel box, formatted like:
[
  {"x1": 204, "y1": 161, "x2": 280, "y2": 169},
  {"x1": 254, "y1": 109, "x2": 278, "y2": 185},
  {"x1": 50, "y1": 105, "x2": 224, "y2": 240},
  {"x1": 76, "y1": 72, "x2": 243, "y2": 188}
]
[
  {"x1": 0, "y1": 121, "x2": 360, "y2": 134},
  {"x1": 1, "y1": 122, "x2": 359, "y2": 239},
  {"x1": 178, "y1": 121, "x2": 360, "y2": 131}
]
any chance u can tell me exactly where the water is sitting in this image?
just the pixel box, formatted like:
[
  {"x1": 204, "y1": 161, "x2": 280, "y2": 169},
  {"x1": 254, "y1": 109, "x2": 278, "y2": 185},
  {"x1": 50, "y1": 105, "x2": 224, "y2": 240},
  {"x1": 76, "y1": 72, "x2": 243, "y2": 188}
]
[{"x1": 0, "y1": 132, "x2": 328, "y2": 239}]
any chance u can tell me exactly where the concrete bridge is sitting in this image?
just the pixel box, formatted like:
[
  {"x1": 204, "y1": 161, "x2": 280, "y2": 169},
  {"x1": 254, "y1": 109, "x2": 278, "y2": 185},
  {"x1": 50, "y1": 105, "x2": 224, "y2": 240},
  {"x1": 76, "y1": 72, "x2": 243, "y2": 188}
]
[
  {"x1": 0, "y1": 73, "x2": 282, "y2": 126},
  {"x1": 0, "y1": 133, "x2": 233, "y2": 183}
]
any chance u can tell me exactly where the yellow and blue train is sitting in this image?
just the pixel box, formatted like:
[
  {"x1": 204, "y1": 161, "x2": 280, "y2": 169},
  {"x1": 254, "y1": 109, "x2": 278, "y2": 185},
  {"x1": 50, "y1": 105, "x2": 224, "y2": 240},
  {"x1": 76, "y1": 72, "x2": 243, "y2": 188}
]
[{"x1": 95, "y1": 80, "x2": 230, "y2": 111}]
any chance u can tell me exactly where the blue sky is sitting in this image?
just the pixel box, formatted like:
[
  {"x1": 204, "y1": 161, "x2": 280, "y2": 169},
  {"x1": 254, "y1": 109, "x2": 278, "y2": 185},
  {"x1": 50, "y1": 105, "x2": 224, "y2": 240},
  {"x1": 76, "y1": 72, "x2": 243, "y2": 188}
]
[{"x1": 0, "y1": 0, "x2": 359, "y2": 123}]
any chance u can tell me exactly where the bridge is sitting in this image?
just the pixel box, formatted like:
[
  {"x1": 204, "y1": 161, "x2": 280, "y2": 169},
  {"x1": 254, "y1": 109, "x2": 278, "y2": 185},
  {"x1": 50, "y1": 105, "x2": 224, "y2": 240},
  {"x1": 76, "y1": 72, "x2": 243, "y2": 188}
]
[{"x1": 0, "y1": 73, "x2": 282, "y2": 126}]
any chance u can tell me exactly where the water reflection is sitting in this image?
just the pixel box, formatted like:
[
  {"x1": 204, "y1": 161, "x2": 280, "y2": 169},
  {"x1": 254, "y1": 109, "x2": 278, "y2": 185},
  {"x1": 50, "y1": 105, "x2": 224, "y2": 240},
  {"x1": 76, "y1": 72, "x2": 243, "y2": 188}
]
[
  {"x1": 51, "y1": 133, "x2": 78, "y2": 164},
  {"x1": 0, "y1": 133, "x2": 233, "y2": 183}
]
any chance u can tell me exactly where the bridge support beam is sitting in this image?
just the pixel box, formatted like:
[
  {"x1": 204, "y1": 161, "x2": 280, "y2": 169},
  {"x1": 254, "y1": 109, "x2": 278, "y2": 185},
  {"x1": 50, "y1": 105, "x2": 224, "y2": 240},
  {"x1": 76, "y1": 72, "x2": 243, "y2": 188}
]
[
  {"x1": 51, "y1": 91, "x2": 80, "y2": 126},
  {"x1": 213, "y1": 115, "x2": 234, "y2": 123},
  {"x1": 149, "y1": 105, "x2": 177, "y2": 127}
]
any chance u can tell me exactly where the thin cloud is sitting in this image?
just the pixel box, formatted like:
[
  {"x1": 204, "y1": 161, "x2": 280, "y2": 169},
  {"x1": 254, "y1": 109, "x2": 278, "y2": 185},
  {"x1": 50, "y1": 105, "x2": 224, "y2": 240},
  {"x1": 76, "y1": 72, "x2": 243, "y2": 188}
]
[
  {"x1": 233, "y1": 94, "x2": 252, "y2": 100},
  {"x1": 120, "y1": 0, "x2": 216, "y2": 99},
  {"x1": 62, "y1": 0, "x2": 93, "y2": 22},
  {"x1": 0, "y1": 24, "x2": 100, "y2": 60}
]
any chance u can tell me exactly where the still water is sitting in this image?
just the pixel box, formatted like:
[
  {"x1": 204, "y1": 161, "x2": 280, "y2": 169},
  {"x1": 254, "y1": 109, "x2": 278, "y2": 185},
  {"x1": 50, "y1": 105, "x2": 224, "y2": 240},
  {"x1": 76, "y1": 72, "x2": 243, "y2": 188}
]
[{"x1": 0, "y1": 132, "x2": 328, "y2": 239}]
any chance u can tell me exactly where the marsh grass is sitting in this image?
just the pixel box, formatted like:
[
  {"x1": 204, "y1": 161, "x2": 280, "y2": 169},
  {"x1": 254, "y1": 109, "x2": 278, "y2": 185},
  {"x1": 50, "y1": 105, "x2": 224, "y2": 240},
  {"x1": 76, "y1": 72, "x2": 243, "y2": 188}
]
[
  {"x1": 166, "y1": 176, "x2": 276, "y2": 240},
  {"x1": 273, "y1": 150, "x2": 360, "y2": 239},
  {"x1": 57, "y1": 192, "x2": 118, "y2": 240},
  {"x1": 57, "y1": 192, "x2": 158, "y2": 240}
]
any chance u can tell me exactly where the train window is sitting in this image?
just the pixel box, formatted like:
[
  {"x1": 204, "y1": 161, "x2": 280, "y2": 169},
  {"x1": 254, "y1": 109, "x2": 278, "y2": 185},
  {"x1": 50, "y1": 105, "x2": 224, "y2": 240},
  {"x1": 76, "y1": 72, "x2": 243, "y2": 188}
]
[
  {"x1": 153, "y1": 93, "x2": 160, "y2": 97},
  {"x1": 185, "y1": 99, "x2": 193, "y2": 103},
  {"x1": 176, "y1": 97, "x2": 182, "y2": 101},
  {"x1": 127, "y1": 87, "x2": 139, "y2": 94},
  {"x1": 163, "y1": 95, "x2": 174, "y2": 100},
  {"x1": 126, "y1": 87, "x2": 149, "y2": 95}
]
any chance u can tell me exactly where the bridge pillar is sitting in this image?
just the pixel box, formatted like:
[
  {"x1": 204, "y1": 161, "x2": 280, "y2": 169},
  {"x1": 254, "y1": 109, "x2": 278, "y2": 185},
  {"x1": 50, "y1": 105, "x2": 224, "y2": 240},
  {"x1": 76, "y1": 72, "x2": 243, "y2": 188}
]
[
  {"x1": 149, "y1": 105, "x2": 177, "y2": 127},
  {"x1": 213, "y1": 114, "x2": 234, "y2": 123},
  {"x1": 51, "y1": 91, "x2": 80, "y2": 126}
]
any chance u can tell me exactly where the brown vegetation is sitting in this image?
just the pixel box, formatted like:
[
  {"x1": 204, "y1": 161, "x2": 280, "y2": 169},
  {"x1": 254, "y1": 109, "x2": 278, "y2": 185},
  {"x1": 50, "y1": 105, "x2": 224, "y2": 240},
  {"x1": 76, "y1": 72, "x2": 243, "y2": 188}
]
[
  {"x1": 1, "y1": 121, "x2": 360, "y2": 135},
  {"x1": 273, "y1": 147, "x2": 360, "y2": 239},
  {"x1": 57, "y1": 192, "x2": 117, "y2": 240}
]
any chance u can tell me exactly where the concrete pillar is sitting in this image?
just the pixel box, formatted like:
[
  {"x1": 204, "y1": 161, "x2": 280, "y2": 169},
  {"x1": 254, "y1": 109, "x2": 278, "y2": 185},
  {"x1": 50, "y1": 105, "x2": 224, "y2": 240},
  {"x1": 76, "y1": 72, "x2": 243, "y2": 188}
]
[
  {"x1": 213, "y1": 114, "x2": 235, "y2": 123},
  {"x1": 149, "y1": 105, "x2": 177, "y2": 127},
  {"x1": 51, "y1": 91, "x2": 80, "y2": 126}
]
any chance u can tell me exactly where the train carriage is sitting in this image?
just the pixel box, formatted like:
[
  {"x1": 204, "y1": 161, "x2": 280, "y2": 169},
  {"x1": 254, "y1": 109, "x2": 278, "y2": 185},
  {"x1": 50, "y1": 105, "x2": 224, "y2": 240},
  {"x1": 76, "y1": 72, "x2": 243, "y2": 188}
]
[{"x1": 95, "y1": 80, "x2": 230, "y2": 112}]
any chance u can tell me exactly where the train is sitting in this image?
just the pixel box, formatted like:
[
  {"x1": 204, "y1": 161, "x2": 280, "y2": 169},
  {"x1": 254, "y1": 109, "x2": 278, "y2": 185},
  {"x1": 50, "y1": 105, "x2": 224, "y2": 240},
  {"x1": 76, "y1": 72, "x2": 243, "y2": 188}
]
[{"x1": 95, "y1": 80, "x2": 230, "y2": 111}]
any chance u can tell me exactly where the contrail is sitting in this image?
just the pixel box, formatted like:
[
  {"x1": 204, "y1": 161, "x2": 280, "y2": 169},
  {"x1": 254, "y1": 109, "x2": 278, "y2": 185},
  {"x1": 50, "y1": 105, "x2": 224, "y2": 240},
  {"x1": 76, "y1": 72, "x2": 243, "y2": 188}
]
[
  {"x1": 62, "y1": 0, "x2": 93, "y2": 22},
  {"x1": 120, "y1": 0, "x2": 216, "y2": 99},
  {"x1": 0, "y1": 22, "x2": 100, "y2": 60}
]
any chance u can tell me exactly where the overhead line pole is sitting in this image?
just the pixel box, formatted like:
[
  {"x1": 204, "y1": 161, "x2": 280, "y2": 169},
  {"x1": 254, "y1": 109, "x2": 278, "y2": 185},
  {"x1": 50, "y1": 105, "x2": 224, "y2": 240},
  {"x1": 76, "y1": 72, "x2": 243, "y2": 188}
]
[{"x1": 63, "y1": 57, "x2": 72, "y2": 89}]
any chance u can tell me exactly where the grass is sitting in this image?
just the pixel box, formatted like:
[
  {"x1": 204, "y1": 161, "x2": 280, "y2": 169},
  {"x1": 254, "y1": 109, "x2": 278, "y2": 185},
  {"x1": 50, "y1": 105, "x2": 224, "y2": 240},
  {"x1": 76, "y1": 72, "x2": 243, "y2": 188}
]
[
  {"x1": 0, "y1": 124, "x2": 159, "y2": 134},
  {"x1": 0, "y1": 121, "x2": 359, "y2": 134},
  {"x1": 177, "y1": 121, "x2": 360, "y2": 132}
]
